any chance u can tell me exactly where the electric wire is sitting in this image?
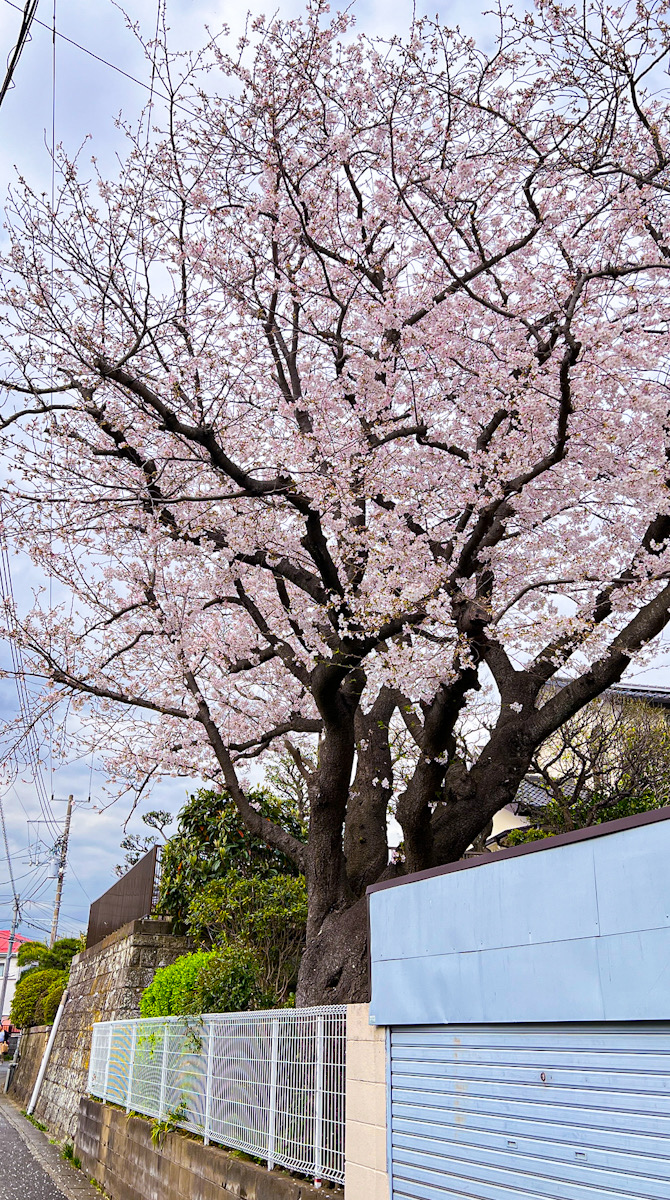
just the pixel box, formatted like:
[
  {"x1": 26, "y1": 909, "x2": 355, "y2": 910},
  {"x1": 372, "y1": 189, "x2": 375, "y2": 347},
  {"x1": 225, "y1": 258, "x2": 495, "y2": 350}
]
[
  {"x1": 0, "y1": 865, "x2": 50, "y2": 884},
  {"x1": 0, "y1": 518, "x2": 59, "y2": 838},
  {"x1": 0, "y1": 0, "x2": 91, "y2": 938},
  {"x1": 1, "y1": 0, "x2": 197, "y2": 115},
  {"x1": 10, "y1": 782, "x2": 30, "y2": 819},
  {"x1": 47, "y1": 0, "x2": 55, "y2": 800},
  {"x1": 0, "y1": 0, "x2": 38, "y2": 110},
  {"x1": 0, "y1": 0, "x2": 174, "y2": 936},
  {"x1": 66, "y1": 858, "x2": 90, "y2": 901},
  {"x1": 0, "y1": 794, "x2": 18, "y2": 904}
]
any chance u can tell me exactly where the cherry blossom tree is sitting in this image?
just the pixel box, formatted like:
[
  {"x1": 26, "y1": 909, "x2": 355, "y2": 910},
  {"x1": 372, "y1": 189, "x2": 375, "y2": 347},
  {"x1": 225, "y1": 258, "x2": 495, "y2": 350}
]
[{"x1": 2, "y1": 0, "x2": 670, "y2": 1001}]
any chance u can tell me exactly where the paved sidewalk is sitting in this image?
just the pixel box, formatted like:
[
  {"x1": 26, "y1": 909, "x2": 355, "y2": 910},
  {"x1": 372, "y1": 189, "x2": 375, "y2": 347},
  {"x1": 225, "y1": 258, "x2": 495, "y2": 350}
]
[{"x1": 0, "y1": 1098, "x2": 101, "y2": 1200}]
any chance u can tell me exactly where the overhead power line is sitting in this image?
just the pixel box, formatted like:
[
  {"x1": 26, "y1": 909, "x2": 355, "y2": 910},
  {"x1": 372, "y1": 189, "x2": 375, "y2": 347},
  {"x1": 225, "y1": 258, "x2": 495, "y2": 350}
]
[
  {"x1": 0, "y1": 794, "x2": 18, "y2": 904},
  {"x1": 0, "y1": 509, "x2": 59, "y2": 839},
  {"x1": 1, "y1": 0, "x2": 196, "y2": 114},
  {"x1": 67, "y1": 857, "x2": 90, "y2": 902},
  {"x1": 0, "y1": 0, "x2": 38, "y2": 111}
]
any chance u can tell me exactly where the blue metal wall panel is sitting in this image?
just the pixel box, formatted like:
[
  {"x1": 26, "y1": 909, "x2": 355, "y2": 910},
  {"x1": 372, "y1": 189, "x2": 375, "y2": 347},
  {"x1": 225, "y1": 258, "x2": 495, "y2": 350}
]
[
  {"x1": 369, "y1": 820, "x2": 670, "y2": 1025},
  {"x1": 390, "y1": 1024, "x2": 670, "y2": 1200},
  {"x1": 372, "y1": 836, "x2": 602, "y2": 962}
]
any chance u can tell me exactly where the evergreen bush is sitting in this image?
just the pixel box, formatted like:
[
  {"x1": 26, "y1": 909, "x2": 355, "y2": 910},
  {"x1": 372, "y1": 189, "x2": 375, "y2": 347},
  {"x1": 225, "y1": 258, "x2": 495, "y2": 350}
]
[
  {"x1": 188, "y1": 873, "x2": 307, "y2": 1002},
  {"x1": 140, "y1": 946, "x2": 268, "y2": 1017},
  {"x1": 157, "y1": 788, "x2": 305, "y2": 927},
  {"x1": 11, "y1": 969, "x2": 66, "y2": 1027},
  {"x1": 42, "y1": 977, "x2": 67, "y2": 1023}
]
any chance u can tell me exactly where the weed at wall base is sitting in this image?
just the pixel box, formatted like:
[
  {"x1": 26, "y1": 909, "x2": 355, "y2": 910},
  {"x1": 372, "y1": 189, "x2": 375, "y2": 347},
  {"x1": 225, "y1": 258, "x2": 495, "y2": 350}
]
[
  {"x1": 61, "y1": 1142, "x2": 82, "y2": 1169},
  {"x1": 21, "y1": 1110, "x2": 47, "y2": 1132}
]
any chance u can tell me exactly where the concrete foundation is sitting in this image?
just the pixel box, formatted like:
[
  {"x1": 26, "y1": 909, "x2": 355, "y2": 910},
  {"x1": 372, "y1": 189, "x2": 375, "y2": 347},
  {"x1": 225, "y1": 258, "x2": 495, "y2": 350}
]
[{"x1": 76, "y1": 1097, "x2": 340, "y2": 1200}]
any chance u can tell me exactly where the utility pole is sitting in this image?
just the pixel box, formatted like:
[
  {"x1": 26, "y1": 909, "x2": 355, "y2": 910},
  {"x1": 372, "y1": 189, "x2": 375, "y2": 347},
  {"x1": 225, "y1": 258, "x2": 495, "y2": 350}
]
[
  {"x1": 49, "y1": 794, "x2": 73, "y2": 948},
  {"x1": 0, "y1": 895, "x2": 20, "y2": 1022}
]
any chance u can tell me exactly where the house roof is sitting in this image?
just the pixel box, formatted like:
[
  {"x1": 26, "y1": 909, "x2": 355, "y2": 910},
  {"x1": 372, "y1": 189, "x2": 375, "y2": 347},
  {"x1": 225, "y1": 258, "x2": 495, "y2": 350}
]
[
  {"x1": 513, "y1": 777, "x2": 551, "y2": 810},
  {"x1": 607, "y1": 682, "x2": 670, "y2": 708},
  {"x1": 0, "y1": 931, "x2": 31, "y2": 955}
]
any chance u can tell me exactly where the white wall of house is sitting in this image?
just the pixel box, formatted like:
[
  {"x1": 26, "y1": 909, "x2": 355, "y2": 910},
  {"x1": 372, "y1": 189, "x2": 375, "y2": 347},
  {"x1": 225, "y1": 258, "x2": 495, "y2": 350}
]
[{"x1": 0, "y1": 949, "x2": 21, "y2": 1020}]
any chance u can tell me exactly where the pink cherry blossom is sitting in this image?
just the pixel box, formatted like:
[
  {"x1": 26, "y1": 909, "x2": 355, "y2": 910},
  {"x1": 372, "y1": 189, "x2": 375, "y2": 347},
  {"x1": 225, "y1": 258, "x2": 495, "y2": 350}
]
[{"x1": 1, "y1": 0, "x2": 670, "y2": 1000}]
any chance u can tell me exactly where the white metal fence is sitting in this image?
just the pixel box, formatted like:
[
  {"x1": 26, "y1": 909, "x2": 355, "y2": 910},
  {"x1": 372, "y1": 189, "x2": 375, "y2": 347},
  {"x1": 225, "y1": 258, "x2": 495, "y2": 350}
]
[{"x1": 88, "y1": 1007, "x2": 347, "y2": 1185}]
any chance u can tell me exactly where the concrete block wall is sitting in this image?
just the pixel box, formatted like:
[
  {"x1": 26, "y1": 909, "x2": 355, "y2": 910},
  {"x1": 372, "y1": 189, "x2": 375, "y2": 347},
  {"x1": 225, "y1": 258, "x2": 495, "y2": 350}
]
[
  {"x1": 6, "y1": 1026, "x2": 49, "y2": 1108},
  {"x1": 344, "y1": 1003, "x2": 389, "y2": 1200},
  {"x1": 77, "y1": 1098, "x2": 339, "y2": 1200},
  {"x1": 10, "y1": 918, "x2": 188, "y2": 1140}
]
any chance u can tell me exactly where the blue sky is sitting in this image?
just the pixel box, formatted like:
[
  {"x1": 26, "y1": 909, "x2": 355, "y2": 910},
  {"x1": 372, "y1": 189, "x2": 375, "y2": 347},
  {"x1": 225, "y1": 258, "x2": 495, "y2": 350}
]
[{"x1": 1, "y1": 0, "x2": 669, "y2": 943}]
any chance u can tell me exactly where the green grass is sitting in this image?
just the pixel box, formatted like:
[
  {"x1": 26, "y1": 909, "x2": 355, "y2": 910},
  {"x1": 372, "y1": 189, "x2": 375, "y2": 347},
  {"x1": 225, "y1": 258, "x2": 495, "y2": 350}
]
[
  {"x1": 21, "y1": 1111, "x2": 47, "y2": 1132},
  {"x1": 61, "y1": 1142, "x2": 81, "y2": 1169}
]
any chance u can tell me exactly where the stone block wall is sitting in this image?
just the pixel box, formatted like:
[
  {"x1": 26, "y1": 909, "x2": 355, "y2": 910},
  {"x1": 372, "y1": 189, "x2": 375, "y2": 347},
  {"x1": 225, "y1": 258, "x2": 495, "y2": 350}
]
[
  {"x1": 344, "y1": 1003, "x2": 389, "y2": 1200},
  {"x1": 77, "y1": 1098, "x2": 339, "y2": 1200},
  {"x1": 7, "y1": 1026, "x2": 50, "y2": 1108},
  {"x1": 10, "y1": 918, "x2": 187, "y2": 1140}
]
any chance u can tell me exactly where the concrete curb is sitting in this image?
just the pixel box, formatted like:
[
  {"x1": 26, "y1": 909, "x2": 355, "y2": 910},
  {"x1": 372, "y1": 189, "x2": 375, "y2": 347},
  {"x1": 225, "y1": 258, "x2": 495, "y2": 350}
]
[{"x1": 0, "y1": 1095, "x2": 103, "y2": 1200}]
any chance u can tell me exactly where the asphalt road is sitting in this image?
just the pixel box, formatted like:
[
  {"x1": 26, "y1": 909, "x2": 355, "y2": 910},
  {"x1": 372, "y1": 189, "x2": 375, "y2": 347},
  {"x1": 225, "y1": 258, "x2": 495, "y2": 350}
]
[{"x1": 0, "y1": 1111, "x2": 67, "y2": 1200}]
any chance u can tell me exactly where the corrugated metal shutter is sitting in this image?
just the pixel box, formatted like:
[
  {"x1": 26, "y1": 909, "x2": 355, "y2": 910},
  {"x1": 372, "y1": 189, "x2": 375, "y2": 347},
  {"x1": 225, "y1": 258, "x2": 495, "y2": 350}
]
[{"x1": 390, "y1": 1024, "x2": 670, "y2": 1200}]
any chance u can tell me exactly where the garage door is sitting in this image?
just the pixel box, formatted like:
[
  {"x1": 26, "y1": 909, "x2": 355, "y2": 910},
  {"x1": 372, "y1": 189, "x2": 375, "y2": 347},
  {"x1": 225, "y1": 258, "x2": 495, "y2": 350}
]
[{"x1": 390, "y1": 1024, "x2": 670, "y2": 1200}]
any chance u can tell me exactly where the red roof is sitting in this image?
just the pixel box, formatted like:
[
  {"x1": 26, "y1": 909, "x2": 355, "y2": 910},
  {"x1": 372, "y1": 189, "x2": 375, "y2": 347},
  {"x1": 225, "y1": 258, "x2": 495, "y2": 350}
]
[{"x1": 0, "y1": 931, "x2": 31, "y2": 955}]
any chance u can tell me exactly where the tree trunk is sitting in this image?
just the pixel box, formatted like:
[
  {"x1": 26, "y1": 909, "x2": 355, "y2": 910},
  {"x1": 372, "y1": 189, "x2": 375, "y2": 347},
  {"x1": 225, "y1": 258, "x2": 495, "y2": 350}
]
[
  {"x1": 296, "y1": 736, "x2": 535, "y2": 1005},
  {"x1": 295, "y1": 895, "x2": 370, "y2": 1006}
]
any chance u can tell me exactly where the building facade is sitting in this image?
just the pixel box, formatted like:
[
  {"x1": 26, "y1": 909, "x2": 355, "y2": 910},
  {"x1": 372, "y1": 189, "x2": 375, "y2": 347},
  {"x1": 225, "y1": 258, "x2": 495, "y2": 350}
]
[{"x1": 0, "y1": 930, "x2": 31, "y2": 1023}]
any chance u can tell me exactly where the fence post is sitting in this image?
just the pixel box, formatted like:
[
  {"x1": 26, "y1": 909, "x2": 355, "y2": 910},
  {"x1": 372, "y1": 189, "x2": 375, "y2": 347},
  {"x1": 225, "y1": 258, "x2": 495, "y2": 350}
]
[
  {"x1": 102, "y1": 1025, "x2": 112, "y2": 1104},
  {"x1": 314, "y1": 1013, "x2": 325, "y2": 1188},
  {"x1": 204, "y1": 1020, "x2": 214, "y2": 1146},
  {"x1": 267, "y1": 1018, "x2": 279, "y2": 1171},
  {"x1": 126, "y1": 1023, "x2": 137, "y2": 1114},
  {"x1": 158, "y1": 1022, "x2": 169, "y2": 1120}
]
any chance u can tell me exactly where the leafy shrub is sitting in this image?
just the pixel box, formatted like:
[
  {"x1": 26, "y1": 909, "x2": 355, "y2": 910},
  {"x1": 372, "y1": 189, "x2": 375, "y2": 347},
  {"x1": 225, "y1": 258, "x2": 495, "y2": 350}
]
[
  {"x1": 11, "y1": 969, "x2": 66, "y2": 1027},
  {"x1": 194, "y1": 946, "x2": 270, "y2": 1014},
  {"x1": 47, "y1": 938, "x2": 82, "y2": 969},
  {"x1": 188, "y1": 873, "x2": 307, "y2": 1002},
  {"x1": 17, "y1": 938, "x2": 81, "y2": 975},
  {"x1": 140, "y1": 946, "x2": 268, "y2": 1017},
  {"x1": 140, "y1": 951, "x2": 211, "y2": 1017},
  {"x1": 42, "y1": 977, "x2": 67, "y2": 1023},
  {"x1": 158, "y1": 788, "x2": 305, "y2": 927}
]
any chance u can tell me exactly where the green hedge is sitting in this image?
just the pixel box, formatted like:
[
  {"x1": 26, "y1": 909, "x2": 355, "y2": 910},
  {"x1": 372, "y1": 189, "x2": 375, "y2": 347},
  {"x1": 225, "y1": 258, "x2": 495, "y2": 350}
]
[
  {"x1": 42, "y1": 977, "x2": 67, "y2": 1024},
  {"x1": 140, "y1": 946, "x2": 270, "y2": 1017},
  {"x1": 10, "y1": 969, "x2": 67, "y2": 1028}
]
